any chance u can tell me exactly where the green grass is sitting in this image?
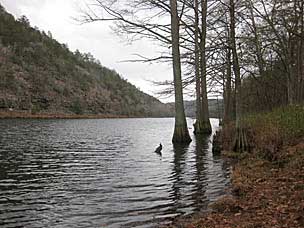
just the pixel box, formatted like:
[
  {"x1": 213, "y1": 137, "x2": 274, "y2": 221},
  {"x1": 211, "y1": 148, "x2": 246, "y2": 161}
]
[{"x1": 244, "y1": 105, "x2": 304, "y2": 143}]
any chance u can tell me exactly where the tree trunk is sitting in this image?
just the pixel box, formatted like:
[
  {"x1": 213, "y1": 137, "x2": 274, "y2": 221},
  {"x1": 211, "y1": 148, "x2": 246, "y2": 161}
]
[
  {"x1": 297, "y1": 0, "x2": 304, "y2": 103},
  {"x1": 249, "y1": 0, "x2": 265, "y2": 77},
  {"x1": 223, "y1": 31, "x2": 233, "y2": 124},
  {"x1": 223, "y1": 26, "x2": 233, "y2": 124},
  {"x1": 194, "y1": 0, "x2": 203, "y2": 134},
  {"x1": 287, "y1": 36, "x2": 296, "y2": 105},
  {"x1": 170, "y1": 0, "x2": 192, "y2": 144},
  {"x1": 199, "y1": 0, "x2": 212, "y2": 134},
  {"x1": 230, "y1": 0, "x2": 248, "y2": 153}
]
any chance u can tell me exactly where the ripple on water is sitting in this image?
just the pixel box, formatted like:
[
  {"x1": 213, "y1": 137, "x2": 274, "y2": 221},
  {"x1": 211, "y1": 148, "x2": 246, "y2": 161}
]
[{"x1": 0, "y1": 118, "x2": 230, "y2": 228}]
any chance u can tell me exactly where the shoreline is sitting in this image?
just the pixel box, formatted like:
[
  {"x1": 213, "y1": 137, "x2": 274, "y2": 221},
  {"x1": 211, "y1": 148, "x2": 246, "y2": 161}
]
[
  {"x1": 166, "y1": 107, "x2": 304, "y2": 228},
  {"x1": 166, "y1": 145, "x2": 304, "y2": 228},
  {"x1": 0, "y1": 111, "x2": 221, "y2": 120},
  {"x1": 0, "y1": 111, "x2": 174, "y2": 119}
]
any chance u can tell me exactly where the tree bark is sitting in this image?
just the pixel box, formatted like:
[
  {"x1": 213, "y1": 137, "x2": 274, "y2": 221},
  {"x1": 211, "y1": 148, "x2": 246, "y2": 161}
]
[
  {"x1": 194, "y1": 0, "x2": 203, "y2": 134},
  {"x1": 297, "y1": 0, "x2": 304, "y2": 103},
  {"x1": 249, "y1": 0, "x2": 265, "y2": 77},
  {"x1": 230, "y1": 0, "x2": 248, "y2": 152},
  {"x1": 170, "y1": 0, "x2": 192, "y2": 143},
  {"x1": 199, "y1": 0, "x2": 212, "y2": 134},
  {"x1": 287, "y1": 35, "x2": 296, "y2": 105},
  {"x1": 223, "y1": 34, "x2": 233, "y2": 124}
]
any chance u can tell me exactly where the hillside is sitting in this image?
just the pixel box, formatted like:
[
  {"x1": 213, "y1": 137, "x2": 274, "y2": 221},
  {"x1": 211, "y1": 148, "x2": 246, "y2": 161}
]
[
  {"x1": 184, "y1": 99, "x2": 223, "y2": 118},
  {"x1": 167, "y1": 99, "x2": 223, "y2": 118},
  {"x1": 0, "y1": 5, "x2": 173, "y2": 117}
]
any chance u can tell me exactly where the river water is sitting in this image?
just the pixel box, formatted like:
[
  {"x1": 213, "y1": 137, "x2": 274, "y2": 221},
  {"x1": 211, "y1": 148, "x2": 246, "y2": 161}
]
[{"x1": 0, "y1": 118, "x2": 230, "y2": 228}]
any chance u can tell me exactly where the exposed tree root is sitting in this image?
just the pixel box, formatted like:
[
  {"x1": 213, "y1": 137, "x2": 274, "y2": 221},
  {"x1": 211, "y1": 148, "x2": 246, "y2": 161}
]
[{"x1": 233, "y1": 127, "x2": 249, "y2": 153}]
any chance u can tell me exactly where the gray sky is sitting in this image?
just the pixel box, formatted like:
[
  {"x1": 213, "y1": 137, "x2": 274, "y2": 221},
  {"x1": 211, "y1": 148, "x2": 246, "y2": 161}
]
[{"x1": 1, "y1": 0, "x2": 176, "y2": 102}]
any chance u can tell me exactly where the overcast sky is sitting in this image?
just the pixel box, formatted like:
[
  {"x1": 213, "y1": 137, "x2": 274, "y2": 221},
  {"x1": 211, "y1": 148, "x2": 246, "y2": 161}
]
[{"x1": 1, "y1": 0, "x2": 177, "y2": 102}]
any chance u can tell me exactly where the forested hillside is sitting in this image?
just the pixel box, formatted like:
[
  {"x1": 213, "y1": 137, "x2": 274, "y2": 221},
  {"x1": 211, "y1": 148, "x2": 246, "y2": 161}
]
[
  {"x1": 0, "y1": 5, "x2": 173, "y2": 117},
  {"x1": 183, "y1": 99, "x2": 223, "y2": 118},
  {"x1": 168, "y1": 99, "x2": 223, "y2": 118}
]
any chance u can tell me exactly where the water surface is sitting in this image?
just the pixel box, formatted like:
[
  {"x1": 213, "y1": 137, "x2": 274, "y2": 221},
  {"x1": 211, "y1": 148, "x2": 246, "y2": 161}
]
[{"x1": 0, "y1": 118, "x2": 230, "y2": 227}]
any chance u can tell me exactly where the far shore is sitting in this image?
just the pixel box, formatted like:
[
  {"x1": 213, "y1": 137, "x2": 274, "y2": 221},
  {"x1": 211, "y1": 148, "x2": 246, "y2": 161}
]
[{"x1": 0, "y1": 111, "x2": 175, "y2": 119}]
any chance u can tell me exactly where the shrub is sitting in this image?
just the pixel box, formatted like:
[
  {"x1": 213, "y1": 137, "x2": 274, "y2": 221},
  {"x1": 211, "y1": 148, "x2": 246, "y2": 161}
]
[
  {"x1": 70, "y1": 98, "x2": 83, "y2": 115},
  {"x1": 244, "y1": 105, "x2": 304, "y2": 160}
]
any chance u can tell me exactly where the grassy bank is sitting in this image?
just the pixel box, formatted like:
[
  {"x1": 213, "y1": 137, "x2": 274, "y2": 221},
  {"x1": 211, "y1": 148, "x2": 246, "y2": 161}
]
[{"x1": 166, "y1": 106, "x2": 304, "y2": 228}]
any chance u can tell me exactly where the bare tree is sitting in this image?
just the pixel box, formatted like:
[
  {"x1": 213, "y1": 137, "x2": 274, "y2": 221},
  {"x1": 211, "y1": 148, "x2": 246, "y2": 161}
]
[
  {"x1": 193, "y1": 0, "x2": 203, "y2": 134},
  {"x1": 229, "y1": 0, "x2": 248, "y2": 152},
  {"x1": 170, "y1": 0, "x2": 192, "y2": 143},
  {"x1": 80, "y1": 0, "x2": 192, "y2": 143},
  {"x1": 199, "y1": 0, "x2": 212, "y2": 134}
]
